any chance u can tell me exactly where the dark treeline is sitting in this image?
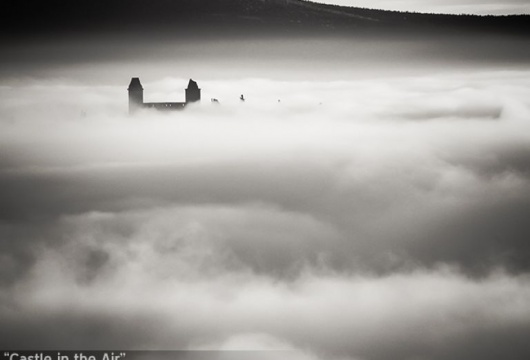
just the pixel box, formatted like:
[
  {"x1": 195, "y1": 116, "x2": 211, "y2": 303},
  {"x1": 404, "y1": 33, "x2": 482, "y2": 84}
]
[{"x1": 2, "y1": 0, "x2": 529, "y2": 40}]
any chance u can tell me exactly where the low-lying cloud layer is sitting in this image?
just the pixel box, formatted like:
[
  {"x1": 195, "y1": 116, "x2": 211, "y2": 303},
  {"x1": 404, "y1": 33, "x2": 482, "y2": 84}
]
[{"x1": 1, "y1": 69, "x2": 530, "y2": 359}]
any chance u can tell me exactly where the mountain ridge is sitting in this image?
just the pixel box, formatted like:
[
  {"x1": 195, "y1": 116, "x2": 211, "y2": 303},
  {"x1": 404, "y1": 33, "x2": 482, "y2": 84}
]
[{"x1": 3, "y1": 0, "x2": 529, "y2": 39}]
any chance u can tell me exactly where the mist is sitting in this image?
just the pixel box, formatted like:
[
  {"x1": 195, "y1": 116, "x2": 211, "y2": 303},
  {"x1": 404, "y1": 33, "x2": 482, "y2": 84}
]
[{"x1": 1, "y1": 41, "x2": 530, "y2": 360}]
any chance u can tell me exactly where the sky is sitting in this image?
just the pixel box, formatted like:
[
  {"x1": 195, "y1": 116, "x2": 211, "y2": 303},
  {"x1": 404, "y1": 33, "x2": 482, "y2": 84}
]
[{"x1": 315, "y1": 0, "x2": 530, "y2": 14}]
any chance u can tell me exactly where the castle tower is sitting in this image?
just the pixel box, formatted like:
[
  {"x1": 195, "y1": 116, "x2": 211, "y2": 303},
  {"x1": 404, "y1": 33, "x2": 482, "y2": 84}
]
[
  {"x1": 128, "y1": 77, "x2": 144, "y2": 114},
  {"x1": 185, "y1": 79, "x2": 201, "y2": 103}
]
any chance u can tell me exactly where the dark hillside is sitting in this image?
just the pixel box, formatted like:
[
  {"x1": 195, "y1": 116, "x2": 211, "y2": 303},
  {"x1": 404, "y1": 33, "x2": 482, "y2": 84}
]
[{"x1": 2, "y1": 0, "x2": 529, "y2": 39}]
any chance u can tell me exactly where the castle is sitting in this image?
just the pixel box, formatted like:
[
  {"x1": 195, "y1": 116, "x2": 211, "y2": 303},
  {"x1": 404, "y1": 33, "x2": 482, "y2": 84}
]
[{"x1": 128, "y1": 77, "x2": 201, "y2": 114}]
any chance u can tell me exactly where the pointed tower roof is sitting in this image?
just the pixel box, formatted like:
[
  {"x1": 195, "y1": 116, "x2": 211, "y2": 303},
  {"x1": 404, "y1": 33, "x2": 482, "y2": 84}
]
[
  {"x1": 187, "y1": 79, "x2": 199, "y2": 90},
  {"x1": 128, "y1": 77, "x2": 143, "y2": 90}
]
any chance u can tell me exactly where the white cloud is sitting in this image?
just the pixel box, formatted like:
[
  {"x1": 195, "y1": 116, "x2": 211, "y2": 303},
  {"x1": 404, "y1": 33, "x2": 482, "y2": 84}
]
[{"x1": 1, "y1": 68, "x2": 530, "y2": 359}]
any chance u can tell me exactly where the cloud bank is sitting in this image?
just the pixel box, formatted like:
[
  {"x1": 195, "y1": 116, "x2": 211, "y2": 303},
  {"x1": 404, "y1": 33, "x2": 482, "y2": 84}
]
[{"x1": 1, "y1": 69, "x2": 530, "y2": 359}]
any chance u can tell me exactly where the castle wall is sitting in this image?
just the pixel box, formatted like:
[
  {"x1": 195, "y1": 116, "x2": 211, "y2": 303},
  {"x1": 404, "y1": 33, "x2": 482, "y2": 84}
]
[
  {"x1": 144, "y1": 102, "x2": 186, "y2": 110},
  {"x1": 128, "y1": 77, "x2": 200, "y2": 114}
]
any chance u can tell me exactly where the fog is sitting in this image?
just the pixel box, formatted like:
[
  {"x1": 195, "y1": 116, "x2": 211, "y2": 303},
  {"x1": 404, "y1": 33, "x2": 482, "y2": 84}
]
[{"x1": 1, "y1": 52, "x2": 530, "y2": 360}]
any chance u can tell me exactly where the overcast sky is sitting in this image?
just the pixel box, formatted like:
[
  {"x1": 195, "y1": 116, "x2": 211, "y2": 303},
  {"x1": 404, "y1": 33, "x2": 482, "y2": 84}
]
[{"x1": 315, "y1": 0, "x2": 530, "y2": 14}]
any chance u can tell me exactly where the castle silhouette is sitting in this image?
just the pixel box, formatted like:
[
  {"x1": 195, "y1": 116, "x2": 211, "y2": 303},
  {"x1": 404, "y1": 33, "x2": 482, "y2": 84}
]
[{"x1": 128, "y1": 77, "x2": 201, "y2": 114}]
